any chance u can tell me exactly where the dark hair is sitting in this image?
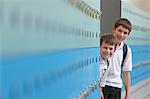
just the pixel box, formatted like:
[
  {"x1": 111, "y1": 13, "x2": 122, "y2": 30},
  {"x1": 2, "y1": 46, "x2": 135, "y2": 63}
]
[
  {"x1": 100, "y1": 33, "x2": 117, "y2": 47},
  {"x1": 114, "y1": 18, "x2": 132, "y2": 33}
]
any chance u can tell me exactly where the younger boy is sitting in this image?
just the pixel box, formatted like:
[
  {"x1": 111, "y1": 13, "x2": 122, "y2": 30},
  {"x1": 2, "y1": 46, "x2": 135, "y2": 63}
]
[{"x1": 99, "y1": 33, "x2": 117, "y2": 99}]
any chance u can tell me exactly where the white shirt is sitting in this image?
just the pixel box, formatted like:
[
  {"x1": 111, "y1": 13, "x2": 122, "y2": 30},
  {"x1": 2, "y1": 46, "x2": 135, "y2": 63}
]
[
  {"x1": 103, "y1": 42, "x2": 132, "y2": 88},
  {"x1": 100, "y1": 58, "x2": 111, "y2": 87}
]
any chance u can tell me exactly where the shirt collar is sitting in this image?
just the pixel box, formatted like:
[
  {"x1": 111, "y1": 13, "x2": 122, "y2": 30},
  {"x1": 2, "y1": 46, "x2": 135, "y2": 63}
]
[{"x1": 117, "y1": 42, "x2": 124, "y2": 49}]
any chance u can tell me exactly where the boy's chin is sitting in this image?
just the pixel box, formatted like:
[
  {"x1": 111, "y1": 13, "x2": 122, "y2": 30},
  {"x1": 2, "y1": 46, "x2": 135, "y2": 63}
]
[{"x1": 118, "y1": 40, "x2": 123, "y2": 43}]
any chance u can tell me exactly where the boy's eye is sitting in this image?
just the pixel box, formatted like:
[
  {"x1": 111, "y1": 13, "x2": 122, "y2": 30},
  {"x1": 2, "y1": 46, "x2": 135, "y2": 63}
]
[
  {"x1": 109, "y1": 48, "x2": 113, "y2": 50},
  {"x1": 104, "y1": 47, "x2": 107, "y2": 49},
  {"x1": 124, "y1": 32, "x2": 128, "y2": 35},
  {"x1": 117, "y1": 29, "x2": 122, "y2": 32},
  {"x1": 103, "y1": 47, "x2": 114, "y2": 51}
]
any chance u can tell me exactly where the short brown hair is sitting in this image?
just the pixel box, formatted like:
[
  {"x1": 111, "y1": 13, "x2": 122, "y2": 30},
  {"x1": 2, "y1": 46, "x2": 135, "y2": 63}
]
[
  {"x1": 100, "y1": 33, "x2": 117, "y2": 46},
  {"x1": 114, "y1": 18, "x2": 132, "y2": 33}
]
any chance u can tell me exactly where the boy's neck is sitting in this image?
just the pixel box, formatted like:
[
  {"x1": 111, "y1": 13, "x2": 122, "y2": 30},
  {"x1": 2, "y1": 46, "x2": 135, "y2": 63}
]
[
  {"x1": 117, "y1": 42, "x2": 122, "y2": 47},
  {"x1": 100, "y1": 56, "x2": 108, "y2": 64},
  {"x1": 104, "y1": 58, "x2": 109, "y2": 66}
]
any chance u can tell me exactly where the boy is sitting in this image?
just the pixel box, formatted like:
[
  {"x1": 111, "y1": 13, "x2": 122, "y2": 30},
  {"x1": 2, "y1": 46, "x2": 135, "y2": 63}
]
[
  {"x1": 100, "y1": 33, "x2": 117, "y2": 99},
  {"x1": 101, "y1": 18, "x2": 133, "y2": 99}
]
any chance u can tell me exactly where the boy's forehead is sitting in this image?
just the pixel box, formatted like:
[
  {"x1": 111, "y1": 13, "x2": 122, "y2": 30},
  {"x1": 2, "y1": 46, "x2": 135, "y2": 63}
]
[
  {"x1": 116, "y1": 25, "x2": 129, "y2": 31},
  {"x1": 116, "y1": 25, "x2": 125, "y2": 28},
  {"x1": 116, "y1": 25, "x2": 129, "y2": 30},
  {"x1": 102, "y1": 41, "x2": 115, "y2": 46}
]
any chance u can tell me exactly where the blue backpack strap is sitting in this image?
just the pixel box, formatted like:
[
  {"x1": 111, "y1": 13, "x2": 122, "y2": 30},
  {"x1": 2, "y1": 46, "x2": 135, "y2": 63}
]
[{"x1": 121, "y1": 43, "x2": 128, "y2": 67}]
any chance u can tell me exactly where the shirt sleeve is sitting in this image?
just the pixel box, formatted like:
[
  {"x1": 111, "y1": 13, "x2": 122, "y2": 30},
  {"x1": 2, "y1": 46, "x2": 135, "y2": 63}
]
[{"x1": 122, "y1": 46, "x2": 132, "y2": 71}]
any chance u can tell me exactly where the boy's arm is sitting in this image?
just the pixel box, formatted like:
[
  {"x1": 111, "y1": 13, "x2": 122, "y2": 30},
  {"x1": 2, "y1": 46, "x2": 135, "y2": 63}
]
[
  {"x1": 100, "y1": 61, "x2": 106, "y2": 99},
  {"x1": 100, "y1": 86, "x2": 104, "y2": 99},
  {"x1": 122, "y1": 47, "x2": 132, "y2": 99},
  {"x1": 123, "y1": 71, "x2": 131, "y2": 99}
]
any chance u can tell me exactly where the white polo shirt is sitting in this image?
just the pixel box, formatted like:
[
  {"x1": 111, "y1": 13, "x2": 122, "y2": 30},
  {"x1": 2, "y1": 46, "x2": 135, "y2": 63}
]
[
  {"x1": 100, "y1": 57, "x2": 110, "y2": 87},
  {"x1": 104, "y1": 42, "x2": 132, "y2": 88}
]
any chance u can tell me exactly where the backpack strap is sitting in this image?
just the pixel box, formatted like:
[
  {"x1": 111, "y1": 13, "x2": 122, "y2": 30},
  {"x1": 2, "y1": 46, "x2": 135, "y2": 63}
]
[{"x1": 121, "y1": 43, "x2": 128, "y2": 67}]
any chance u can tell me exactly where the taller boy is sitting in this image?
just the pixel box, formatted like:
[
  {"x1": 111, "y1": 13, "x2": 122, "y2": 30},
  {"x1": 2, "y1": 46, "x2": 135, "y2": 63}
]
[{"x1": 101, "y1": 18, "x2": 133, "y2": 99}]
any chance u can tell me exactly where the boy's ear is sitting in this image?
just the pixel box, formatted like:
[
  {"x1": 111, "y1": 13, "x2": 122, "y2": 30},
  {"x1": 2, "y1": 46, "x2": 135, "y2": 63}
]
[{"x1": 112, "y1": 28, "x2": 115, "y2": 33}]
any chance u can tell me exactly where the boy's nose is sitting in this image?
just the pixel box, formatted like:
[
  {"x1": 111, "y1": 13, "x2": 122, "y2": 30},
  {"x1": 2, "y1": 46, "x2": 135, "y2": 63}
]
[
  {"x1": 120, "y1": 32, "x2": 124, "y2": 37},
  {"x1": 106, "y1": 49, "x2": 110, "y2": 53}
]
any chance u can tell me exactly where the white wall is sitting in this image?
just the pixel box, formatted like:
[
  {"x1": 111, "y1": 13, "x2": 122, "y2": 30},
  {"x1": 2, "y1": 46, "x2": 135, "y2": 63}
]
[{"x1": 122, "y1": 0, "x2": 150, "y2": 13}]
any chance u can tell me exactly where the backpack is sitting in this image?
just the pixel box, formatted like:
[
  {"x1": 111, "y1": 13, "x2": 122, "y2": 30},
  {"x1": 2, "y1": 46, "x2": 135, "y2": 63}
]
[{"x1": 121, "y1": 43, "x2": 128, "y2": 67}]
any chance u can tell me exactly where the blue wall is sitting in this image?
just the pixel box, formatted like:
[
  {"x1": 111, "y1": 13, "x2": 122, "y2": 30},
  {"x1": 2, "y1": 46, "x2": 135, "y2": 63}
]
[
  {"x1": 0, "y1": 0, "x2": 100, "y2": 99},
  {"x1": 1, "y1": 48, "x2": 100, "y2": 99}
]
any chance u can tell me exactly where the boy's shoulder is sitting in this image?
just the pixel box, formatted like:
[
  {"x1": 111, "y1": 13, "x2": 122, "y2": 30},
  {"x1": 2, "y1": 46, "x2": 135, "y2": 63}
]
[
  {"x1": 123, "y1": 43, "x2": 132, "y2": 51},
  {"x1": 121, "y1": 42, "x2": 132, "y2": 67}
]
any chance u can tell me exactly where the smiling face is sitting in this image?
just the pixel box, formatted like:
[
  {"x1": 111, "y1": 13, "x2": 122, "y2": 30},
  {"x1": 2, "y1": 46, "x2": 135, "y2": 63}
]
[
  {"x1": 112, "y1": 25, "x2": 129, "y2": 44},
  {"x1": 112, "y1": 18, "x2": 132, "y2": 44},
  {"x1": 100, "y1": 41, "x2": 116, "y2": 60}
]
